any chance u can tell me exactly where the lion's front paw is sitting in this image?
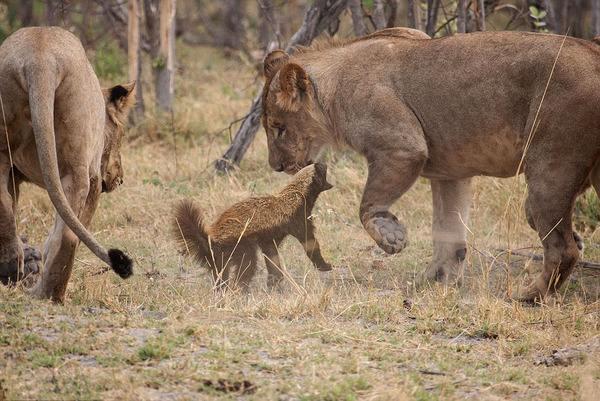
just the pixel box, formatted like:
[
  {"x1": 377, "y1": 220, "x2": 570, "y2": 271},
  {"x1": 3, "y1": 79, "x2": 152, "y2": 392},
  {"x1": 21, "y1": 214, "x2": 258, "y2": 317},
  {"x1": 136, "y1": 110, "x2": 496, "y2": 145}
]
[{"x1": 365, "y1": 214, "x2": 408, "y2": 254}]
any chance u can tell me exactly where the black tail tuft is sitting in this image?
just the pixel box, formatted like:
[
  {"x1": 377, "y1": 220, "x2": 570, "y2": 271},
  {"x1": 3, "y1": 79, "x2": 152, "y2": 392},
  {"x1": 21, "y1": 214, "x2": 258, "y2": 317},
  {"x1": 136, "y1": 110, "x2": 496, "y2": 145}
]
[{"x1": 108, "y1": 249, "x2": 133, "y2": 278}]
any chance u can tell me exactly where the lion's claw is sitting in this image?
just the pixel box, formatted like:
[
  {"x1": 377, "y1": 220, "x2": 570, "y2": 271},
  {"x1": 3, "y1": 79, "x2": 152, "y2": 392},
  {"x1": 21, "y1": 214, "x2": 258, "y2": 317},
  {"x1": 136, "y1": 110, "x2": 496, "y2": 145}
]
[{"x1": 366, "y1": 216, "x2": 408, "y2": 254}]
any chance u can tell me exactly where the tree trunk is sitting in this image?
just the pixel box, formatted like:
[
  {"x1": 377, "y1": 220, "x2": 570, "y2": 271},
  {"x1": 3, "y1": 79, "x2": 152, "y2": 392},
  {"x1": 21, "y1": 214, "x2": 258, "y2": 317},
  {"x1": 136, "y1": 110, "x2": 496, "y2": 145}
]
[
  {"x1": 555, "y1": 0, "x2": 569, "y2": 34},
  {"x1": 542, "y1": 0, "x2": 557, "y2": 33},
  {"x1": 349, "y1": 0, "x2": 368, "y2": 36},
  {"x1": 569, "y1": 0, "x2": 585, "y2": 38},
  {"x1": 258, "y1": 0, "x2": 282, "y2": 50},
  {"x1": 221, "y1": 0, "x2": 245, "y2": 50},
  {"x1": 386, "y1": 0, "x2": 397, "y2": 28},
  {"x1": 46, "y1": 0, "x2": 57, "y2": 26},
  {"x1": 155, "y1": 0, "x2": 176, "y2": 113},
  {"x1": 407, "y1": 0, "x2": 417, "y2": 29},
  {"x1": 593, "y1": 0, "x2": 600, "y2": 36},
  {"x1": 214, "y1": 0, "x2": 350, "y2": 172},
  {"x1": 457, "y1": 0, "x2": 467, "y2": 33},
  {"x1": 128, "y1": 0, "x2": 145, "y2": 119},
  {"x1": 19, "y1": 0, "x2": 35, "y2": 27},
  {"x1": 475, "y1": 0, "x2": 485, "y2": 31},
  {"x1": 425, "y1": 0, "x2": 440, "y2": 37},
  {"x1": 372, "y1": 0, "x2": 387, "y2": 30},
  {"x1": 144, "y1": 0, "x2": 159, "y2": 56}
]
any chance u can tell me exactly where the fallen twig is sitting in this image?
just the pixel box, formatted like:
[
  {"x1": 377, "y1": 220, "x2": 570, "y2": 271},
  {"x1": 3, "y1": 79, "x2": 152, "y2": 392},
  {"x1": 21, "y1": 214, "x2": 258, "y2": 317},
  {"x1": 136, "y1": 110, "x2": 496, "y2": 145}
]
[{"x1": 496, "y1": 248, "x2": 600, "y2": 271}]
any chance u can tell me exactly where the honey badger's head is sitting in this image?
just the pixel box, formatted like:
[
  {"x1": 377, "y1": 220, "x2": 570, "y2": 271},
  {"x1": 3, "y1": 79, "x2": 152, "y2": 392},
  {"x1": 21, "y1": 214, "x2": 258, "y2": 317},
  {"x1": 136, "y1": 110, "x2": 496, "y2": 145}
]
[{"x1": 295, "y1": 162, "x2": 333, "y2": 195}]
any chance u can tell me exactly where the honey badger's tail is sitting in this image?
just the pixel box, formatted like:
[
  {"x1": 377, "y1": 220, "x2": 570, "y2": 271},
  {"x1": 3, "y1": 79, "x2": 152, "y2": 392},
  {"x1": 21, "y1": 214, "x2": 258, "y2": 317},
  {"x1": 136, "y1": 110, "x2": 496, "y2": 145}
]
[{"x1": 173, "y1": 200, "x2": 212, "y2": 265}]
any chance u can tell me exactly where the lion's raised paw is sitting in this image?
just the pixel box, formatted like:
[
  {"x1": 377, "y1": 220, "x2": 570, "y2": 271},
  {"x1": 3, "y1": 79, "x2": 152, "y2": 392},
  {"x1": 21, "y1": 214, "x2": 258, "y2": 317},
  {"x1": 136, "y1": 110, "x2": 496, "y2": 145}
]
[{"x1": 365, "y1": 216, "x2": 408, "y2": 254}]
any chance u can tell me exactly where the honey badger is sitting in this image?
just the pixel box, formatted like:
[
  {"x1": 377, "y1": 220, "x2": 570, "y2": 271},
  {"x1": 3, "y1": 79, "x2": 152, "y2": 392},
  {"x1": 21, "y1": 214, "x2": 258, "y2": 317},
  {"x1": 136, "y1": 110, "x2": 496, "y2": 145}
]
[{"x1": 173, "y1": 163, "x2": 333, "y2": 290}]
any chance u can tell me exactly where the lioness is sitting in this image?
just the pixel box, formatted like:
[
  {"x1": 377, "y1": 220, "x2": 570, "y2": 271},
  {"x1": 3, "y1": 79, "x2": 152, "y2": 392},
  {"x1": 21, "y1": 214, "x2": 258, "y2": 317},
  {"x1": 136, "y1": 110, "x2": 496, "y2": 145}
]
[
  {"x1": 174, "y1": 163, "x2": 333, "y2": 290},
  {"x1": 0, "y1": 27, "x2": 134, "y2": 302},
  {"x1": 261, "y1": 28, "x2": 600, "y2": 301}
]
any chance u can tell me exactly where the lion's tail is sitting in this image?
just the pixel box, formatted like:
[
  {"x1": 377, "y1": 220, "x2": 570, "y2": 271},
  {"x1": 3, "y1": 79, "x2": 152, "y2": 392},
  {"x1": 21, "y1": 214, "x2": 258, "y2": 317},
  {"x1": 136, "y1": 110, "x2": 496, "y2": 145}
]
[
  {"x1": 25, "y1": 59, "x2": 132, "y2": 279},
  {"x1": 173, "y1": 200, "x2": 213, "y2": 266}
]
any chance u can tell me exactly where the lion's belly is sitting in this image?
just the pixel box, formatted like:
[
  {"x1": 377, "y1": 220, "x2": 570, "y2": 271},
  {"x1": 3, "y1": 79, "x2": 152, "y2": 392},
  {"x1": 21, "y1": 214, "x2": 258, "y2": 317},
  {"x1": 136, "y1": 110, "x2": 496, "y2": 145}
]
[
  {"x1": 9, "y1": 118, "x2": 45, "y2": 187},
  {"x1": 421, "y1": 130, "x2": 524, "y2": 180}
]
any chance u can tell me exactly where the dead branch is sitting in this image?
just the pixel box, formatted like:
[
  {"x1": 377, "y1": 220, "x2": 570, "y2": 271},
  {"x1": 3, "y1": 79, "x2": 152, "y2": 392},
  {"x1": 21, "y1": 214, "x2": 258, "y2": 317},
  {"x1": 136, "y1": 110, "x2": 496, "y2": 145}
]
[
  {"x1": 496, "y1": 248, "x2": 600, "y2": 271},
  {"x1": 214, "y1": 0, "x2": 350, "y2": 172}
]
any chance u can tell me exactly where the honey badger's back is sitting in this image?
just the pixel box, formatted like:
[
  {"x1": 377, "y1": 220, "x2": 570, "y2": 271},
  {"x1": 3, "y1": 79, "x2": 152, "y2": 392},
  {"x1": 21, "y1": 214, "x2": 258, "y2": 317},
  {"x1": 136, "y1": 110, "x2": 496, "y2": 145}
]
[
  {"x1": 173, "y1": 165, "x2": 319, "y2": 256},
  {"x1": 208, "y1": 164, "x2": 324, "y2": 243}
]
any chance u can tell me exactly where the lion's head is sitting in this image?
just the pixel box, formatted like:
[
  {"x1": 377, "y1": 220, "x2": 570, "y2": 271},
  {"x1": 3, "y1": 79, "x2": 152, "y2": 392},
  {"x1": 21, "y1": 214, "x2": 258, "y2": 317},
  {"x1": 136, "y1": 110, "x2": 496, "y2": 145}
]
[
  {"x1": 261, "y1": 50, "x2": 330, "y2": 175},
  {"x1": 101, "y1": 82, "x2": 135, "y2": 192}
]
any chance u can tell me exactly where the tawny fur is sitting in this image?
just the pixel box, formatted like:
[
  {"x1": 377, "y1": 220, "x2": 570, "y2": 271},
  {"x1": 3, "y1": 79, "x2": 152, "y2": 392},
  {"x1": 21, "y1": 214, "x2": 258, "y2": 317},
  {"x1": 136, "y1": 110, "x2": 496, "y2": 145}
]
[
  {"x1": 261, "y1": 28, "x2": 600, "y2": 301},
  {"x1": 173, "y1": 163, "x2": 333, "y2": 290},
  {"x1": 0, "y1": 27, "x2": 135, "y2": 302}
]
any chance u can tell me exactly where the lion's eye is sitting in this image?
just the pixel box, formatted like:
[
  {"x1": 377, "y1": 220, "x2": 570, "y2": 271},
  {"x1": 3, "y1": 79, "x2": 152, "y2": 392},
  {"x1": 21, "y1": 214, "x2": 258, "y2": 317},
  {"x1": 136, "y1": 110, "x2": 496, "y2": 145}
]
[{"x1": 276, "y1": 126, "x2": 286, "y2": 139}]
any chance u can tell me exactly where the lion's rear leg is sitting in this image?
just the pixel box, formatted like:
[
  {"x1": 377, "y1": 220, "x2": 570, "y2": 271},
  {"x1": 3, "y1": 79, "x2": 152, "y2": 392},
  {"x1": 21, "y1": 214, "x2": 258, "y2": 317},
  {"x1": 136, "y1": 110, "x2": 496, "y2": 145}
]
[
  {"x1": 423, "y1": 178, "x2": 472, "y2": 284},
  {"x1": 516, "y1": 170, "x2": 585, "y2": 301},
  {"x1": 33, "y1": 174, "x2": 97, "y2": 302},
  {"x1": 525, "y1": 195, "x2": 584, "y2": 252},
  {"x1": 0, "y1": 157, "x2": 23, "y2": 285}
]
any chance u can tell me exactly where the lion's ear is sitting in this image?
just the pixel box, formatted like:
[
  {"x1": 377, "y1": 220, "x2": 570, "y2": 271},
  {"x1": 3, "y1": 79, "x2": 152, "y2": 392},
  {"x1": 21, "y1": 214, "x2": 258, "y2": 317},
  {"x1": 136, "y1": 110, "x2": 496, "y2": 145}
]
[
  {"x1": 104, "y1": 81, "x2": 136, "y2": 125},
  {"x1": 276, "y1": 63, "x2": 309, "y2": 112},
  {"x1": 264, "y1": 50, "x2": 289, "y2": 80}
]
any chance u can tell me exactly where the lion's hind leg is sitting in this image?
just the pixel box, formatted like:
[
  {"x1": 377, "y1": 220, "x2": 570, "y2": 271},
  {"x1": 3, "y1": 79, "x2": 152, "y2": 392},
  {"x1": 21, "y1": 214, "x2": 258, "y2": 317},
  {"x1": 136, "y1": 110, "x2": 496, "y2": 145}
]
[
  {"x1": 33, "y1": 173, "x2": 96, "y2": 302},
  {"x1": 516, "y1": 165, "x2": 587, "y2": 302},
  {"x1": 0, "y1": 156, "x2": 23, "y2": 285}
]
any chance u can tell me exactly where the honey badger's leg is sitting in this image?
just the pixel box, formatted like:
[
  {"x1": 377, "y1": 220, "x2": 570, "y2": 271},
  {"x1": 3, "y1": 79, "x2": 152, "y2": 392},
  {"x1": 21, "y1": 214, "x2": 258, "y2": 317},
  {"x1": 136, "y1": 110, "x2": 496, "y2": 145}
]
[
  {"x1": 423, "y1": 178, "x2": 472, "y2": 284},
  {"x1": 260, "y1": 240, "x2": 284, "y2": 289},
  {"x1": 232, "y1": 245, "x2": 258, "y2": 292},
  {"x1": 209, "y1": 248, "x2": 230, "y2": 291},
  {"x1": 291, "y1": 221, "x2": 332, "y2": 271},
  {"x1": 0, "y1": 156, "x2": 23, "y2": 284}
]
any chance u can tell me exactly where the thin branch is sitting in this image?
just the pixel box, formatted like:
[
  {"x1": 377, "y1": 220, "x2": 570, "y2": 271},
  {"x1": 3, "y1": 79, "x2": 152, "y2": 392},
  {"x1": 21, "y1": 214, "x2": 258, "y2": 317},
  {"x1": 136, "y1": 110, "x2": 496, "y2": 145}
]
[{"x1": 496, "y1": 249, "x2": 600, "y2": 271}]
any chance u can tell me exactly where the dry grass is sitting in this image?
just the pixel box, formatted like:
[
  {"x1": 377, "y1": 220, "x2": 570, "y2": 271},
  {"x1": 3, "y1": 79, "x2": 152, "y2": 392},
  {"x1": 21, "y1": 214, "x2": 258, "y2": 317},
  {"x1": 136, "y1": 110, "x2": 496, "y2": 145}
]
[{"x1": 0, "y1": 43, "x2": 599, "y2": 401}]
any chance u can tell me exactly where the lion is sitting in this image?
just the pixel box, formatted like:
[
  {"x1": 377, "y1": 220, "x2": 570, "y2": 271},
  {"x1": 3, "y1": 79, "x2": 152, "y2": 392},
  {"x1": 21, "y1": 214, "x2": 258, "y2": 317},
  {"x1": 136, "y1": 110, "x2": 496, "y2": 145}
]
[
  {"x1": 173, "y1": 163, "x2": 333, "y2": 290},
  {"x1": 260, "y1": 27, "x2": 600, "y2": 301},
  {"x1": 0, "y1": 27, "x2": 135, "y2": 302}
]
